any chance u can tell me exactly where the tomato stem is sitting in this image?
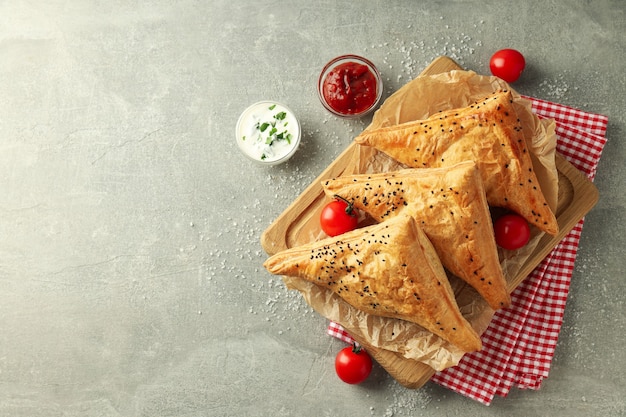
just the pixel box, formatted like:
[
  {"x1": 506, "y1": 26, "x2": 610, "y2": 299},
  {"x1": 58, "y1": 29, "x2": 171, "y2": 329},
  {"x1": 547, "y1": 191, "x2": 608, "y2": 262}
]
[
  {"x1": 351, "y1": 342, "x2": 362, "y2": 354},
  {"x1": 333, "y1": 194, "x2": 356, "y2": 217}
]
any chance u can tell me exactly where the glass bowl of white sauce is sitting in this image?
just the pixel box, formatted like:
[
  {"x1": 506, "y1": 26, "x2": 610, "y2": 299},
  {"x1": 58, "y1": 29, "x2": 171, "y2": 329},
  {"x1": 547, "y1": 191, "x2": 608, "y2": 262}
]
[{"x1": 235, "y1": 101, "x2": 301, "y2": 165}]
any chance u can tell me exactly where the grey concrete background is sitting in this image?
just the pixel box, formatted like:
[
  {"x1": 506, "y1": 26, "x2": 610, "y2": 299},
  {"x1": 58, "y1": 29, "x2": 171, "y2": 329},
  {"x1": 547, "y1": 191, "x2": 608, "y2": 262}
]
[{"x1": 1, "y1": 1, "x2": 624, "y2": 416}]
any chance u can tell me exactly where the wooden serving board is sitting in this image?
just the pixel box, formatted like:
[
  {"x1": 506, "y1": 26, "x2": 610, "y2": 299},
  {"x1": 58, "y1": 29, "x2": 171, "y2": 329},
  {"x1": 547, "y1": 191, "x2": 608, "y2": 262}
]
[{"x1": 260, "y1": 56, "x2": 599, "y2": 388}]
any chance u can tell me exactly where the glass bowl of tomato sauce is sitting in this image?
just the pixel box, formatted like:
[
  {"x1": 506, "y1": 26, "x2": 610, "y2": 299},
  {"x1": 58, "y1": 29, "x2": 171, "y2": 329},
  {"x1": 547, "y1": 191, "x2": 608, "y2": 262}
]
[{"x1": 317, "y1": 54, "x2": 383, "y2": 118}]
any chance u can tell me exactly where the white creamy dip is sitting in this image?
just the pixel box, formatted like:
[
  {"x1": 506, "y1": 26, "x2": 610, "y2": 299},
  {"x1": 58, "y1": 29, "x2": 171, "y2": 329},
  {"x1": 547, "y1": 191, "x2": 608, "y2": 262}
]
[{"x1": 236, "y1": 101, "x2": 301, "y2": 164}]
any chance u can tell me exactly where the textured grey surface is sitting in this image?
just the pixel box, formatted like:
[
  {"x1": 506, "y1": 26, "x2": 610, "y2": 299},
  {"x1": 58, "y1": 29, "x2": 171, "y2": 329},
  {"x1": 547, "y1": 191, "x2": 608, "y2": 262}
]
[{"x1": 1, "y1": 1, "x2": 624, "y2": 416}]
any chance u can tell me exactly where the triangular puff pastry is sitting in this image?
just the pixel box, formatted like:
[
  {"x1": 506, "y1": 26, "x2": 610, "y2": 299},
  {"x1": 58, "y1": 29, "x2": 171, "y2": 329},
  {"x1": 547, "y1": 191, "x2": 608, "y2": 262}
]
[
  {"x1": 354, "y1": 90, "x2": 558, "y2": 236},
  {"x1": 322, "y1": 161, "x2": 510, "y2": 310},
  {"x1": 263, "y1": 214, "x2": 482, "y2": 352}
]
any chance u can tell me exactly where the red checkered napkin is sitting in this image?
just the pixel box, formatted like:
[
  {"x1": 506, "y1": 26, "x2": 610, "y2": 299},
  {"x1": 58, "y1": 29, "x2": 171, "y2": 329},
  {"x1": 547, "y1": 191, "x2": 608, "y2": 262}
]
[{"x1": 327, "y1": 97, "x2": 608, "y2": 405}]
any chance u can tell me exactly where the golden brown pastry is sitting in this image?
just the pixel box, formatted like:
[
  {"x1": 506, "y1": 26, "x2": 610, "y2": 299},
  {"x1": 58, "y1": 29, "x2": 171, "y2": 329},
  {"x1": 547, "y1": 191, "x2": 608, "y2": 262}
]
[
  {"x1": 263, "y1": 214, "x2": 482, "y2": 352},
  {"x1": 322, "y1": 161, "x2": 510, "y2": 310},
  {"x1": 354, "y1": 90, "x2": 558, "y2": 236}
]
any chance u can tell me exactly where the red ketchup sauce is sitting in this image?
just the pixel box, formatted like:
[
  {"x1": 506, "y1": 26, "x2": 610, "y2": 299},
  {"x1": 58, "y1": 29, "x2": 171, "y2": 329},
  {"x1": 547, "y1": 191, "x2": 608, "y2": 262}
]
[{"x1": 321, "y1": 61, "x2": 378, "y2": 115}]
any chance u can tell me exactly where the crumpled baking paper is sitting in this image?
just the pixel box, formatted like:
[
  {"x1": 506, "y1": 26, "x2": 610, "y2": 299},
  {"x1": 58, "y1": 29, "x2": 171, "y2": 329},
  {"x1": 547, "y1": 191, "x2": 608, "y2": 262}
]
[{"x1": 283, "y1": 69, "x2": 558, "y2": 370}]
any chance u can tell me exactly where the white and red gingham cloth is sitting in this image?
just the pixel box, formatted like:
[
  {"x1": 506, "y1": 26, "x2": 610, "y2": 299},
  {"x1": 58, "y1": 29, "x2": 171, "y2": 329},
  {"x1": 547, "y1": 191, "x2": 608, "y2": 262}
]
[{"x1": 327, "y1": 96, "x2": 609, "y2": 405}]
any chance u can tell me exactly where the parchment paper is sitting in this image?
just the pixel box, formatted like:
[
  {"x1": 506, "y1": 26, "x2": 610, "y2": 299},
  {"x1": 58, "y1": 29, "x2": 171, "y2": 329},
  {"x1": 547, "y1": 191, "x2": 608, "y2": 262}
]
[{"x1": 284, "y1": 70, "x2": 558, "y2": 371}]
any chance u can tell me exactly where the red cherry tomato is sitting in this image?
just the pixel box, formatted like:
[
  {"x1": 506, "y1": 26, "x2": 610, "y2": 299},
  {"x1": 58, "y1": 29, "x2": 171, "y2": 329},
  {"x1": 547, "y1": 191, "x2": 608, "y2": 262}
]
[
  {"x1": 320, "y1": 195, "x2": 359, "y2": 237},
  {"x1": 494, "y1": 213, "x2": 531, "y2": 250},
  {"x1": 489, "y1": 49, "x2": 526, "y2": 83},
  {"x1": 335, "y1": 343, "x2": 373, "y2": 384}
]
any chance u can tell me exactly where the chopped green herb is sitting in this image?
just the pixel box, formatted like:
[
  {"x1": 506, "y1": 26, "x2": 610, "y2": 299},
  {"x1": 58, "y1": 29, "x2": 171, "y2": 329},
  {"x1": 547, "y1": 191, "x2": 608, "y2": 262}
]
[
  {"x1": 268, "y1": 104, "x2": 276, "y2": 110},
  {"x1": 275, "y1": 111, "x2": 287, "y2": 121},
  {"x1": 259, "y1": 122, "x2": 270, "y2": 132}
]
